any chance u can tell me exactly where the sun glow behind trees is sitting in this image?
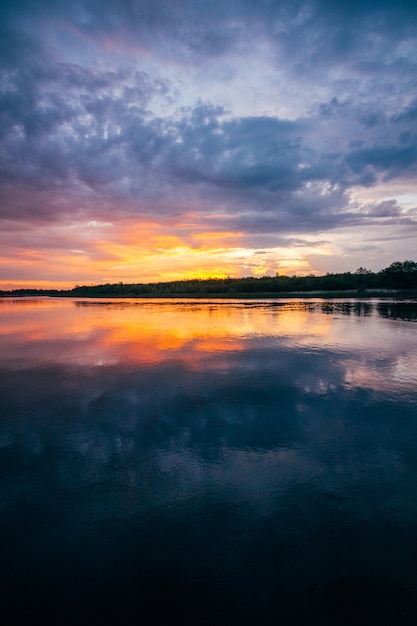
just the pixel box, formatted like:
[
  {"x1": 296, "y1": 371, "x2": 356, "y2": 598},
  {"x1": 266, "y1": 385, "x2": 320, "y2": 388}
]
[{"x1": 1, "y1": 261, "x2": 416, "y2": 297}]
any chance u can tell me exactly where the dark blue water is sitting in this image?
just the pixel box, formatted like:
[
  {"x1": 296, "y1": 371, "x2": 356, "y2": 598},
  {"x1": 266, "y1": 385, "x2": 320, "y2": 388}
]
[{"x1": 1, "y1": 298, "x2": 417, "y2": 625}]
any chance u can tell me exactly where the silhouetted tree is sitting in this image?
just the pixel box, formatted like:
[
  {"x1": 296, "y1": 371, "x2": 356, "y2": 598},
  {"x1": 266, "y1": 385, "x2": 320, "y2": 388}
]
[{"x1": 380, "y1": 260, "x2": 417, "y2": 288}]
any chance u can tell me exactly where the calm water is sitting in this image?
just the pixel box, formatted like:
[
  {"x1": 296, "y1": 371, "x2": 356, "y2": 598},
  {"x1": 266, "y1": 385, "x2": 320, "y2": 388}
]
[{"x1": 1, "y1": 297, "x2": 417, "y2": 625}]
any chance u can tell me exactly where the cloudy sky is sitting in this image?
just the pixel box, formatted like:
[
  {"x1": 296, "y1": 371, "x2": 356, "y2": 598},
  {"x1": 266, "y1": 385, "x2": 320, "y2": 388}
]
[{"x1": 1, "y1": 0, "x2": 417, "y2": 288}]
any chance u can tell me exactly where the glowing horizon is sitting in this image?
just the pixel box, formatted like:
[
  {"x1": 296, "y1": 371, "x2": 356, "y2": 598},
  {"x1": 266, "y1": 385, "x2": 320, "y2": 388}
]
[{"x1": 1, "y1": 1, "x2": 416, "y2": 288}]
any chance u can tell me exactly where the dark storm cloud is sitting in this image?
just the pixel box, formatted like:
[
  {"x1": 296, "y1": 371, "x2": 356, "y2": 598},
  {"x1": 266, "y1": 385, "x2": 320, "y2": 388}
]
[{"x1": 1, "y1": 0, "x2": 417, "y2": 237}]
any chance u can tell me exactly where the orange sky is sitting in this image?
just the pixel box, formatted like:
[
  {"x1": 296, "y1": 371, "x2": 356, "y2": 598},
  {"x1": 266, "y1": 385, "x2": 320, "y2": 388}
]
[
  {"x1": 1, "y1": 2, "x2": 417, "y2": 290},
  {"x1": 0, "y1": 215, "x2": 318, "y2": 290}
]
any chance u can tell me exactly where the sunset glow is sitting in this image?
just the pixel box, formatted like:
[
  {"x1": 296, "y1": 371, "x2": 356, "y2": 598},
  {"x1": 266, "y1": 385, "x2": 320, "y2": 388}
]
[
  {"x1": 0, "y1": 297, "x2": 334, "y2": 369},
  {"x1": 1, "y1": 1, "x2": 417, "y2": 288}
]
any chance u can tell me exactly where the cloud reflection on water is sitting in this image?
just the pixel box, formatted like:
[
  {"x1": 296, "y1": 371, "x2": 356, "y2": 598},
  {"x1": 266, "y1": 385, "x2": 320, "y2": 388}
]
[{"x1": 1, "y1": 298, "x2": 417, "y2": 623}]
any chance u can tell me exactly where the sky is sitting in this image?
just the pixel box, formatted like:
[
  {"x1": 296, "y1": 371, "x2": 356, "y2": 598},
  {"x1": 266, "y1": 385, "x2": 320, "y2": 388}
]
[{"x1": 1, "y1": 0, "x2": 417, "y2": 289}]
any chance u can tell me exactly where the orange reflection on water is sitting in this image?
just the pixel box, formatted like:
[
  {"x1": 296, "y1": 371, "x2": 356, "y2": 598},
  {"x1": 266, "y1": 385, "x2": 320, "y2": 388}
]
[
  {"x1": 80, "y1": 301, "x2": 249, "y2": 366},
  {"x1": 0, "y1": 298, "x2": 333, "y2": 370}
]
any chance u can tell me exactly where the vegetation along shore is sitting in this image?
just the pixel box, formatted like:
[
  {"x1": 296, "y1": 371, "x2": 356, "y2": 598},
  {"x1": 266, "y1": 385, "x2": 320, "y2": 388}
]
[{"x1": 2, "y1": 261, "x2": 417, "y2": 299}]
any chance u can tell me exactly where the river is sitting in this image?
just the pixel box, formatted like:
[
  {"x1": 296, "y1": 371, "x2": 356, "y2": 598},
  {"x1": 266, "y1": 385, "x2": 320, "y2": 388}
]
[{"x1": 1, "y1": 297, "x2": 416, "y2": 624}]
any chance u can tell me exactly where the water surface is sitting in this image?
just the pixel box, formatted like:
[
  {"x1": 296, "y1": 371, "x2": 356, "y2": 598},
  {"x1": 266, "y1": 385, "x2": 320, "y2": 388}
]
[{"x1": 1, "y1": 297, "x2": 417, "y2": 624}]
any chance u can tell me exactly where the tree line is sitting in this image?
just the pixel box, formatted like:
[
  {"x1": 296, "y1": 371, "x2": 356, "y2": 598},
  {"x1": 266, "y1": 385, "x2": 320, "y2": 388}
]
[{"x1": 2, "y1": 260, "x2": 417, "y2": 298}]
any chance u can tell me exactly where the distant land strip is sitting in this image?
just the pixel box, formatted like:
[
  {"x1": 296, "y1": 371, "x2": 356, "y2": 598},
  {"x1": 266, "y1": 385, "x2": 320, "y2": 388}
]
[{"x1": 2, "y1": 261, "x2": 417, "y2": 298}]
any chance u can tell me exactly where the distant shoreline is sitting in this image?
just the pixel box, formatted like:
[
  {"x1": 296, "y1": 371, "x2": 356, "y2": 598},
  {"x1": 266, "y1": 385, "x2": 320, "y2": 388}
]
[
  {"x1": 3, "y1": 263, "x2": 417, "y2": 299},
  {"x1": 2, "y1": 289, "x2": 417, "y2": 300}
]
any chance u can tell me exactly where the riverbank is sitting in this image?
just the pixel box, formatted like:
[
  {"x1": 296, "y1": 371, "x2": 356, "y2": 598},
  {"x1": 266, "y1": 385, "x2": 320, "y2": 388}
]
[{"x1": 2, "y1": 289, "x2": 417, "y2": 300}]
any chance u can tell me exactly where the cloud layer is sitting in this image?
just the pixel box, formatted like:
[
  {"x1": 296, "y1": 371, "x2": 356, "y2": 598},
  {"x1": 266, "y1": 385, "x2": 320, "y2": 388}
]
[{"x1": 1, "y1": 0, "x2": 417, "y2": 286}]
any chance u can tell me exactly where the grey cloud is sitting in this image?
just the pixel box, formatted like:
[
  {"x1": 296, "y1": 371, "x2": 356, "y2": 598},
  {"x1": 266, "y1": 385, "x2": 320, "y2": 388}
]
[
  {"x1": 355, "y1": 199, "x2": 402, "y2": 220},
  {"x1": 391, "y1": 100, "x2": 417, "y2": 124},
  {"x1": 1, "y1": 1, "x2": 417, "y2": 238},
  {"x1": 0, "y1": 28, "x2": 171, "y2": 201},
  {"x1": 165, "y1": 114, "x2": 304, "y2": 193},
  {"x1": 1, "y1": 53, "x2": 416, "y2": 236},
  {"x1": 346, "y1": 145, "x2": 417, "y2": 181},
  {"x1": 4, "y1": 1, "x2": 417, "y2": 69},
  {"x1": 360, "y1": 113, "x2": 384, "y2": 129}
]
